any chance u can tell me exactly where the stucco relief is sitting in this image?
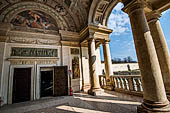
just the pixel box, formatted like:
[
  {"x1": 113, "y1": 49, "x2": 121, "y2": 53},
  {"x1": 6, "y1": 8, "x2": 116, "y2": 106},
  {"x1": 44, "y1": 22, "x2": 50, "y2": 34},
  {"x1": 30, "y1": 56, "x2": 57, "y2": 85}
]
[
  {"x1": 8, "y1": 37, "x2": 60, "y2": 45},
  {"x1": 36, "y1": 60, "x2": 58, "y2": 64},
  {"x1": 10, "y1": 60, "x2": 34, "y2": 65},
  {"x1": 10, "y1": 59, "x2": 58, "y2": 65}
]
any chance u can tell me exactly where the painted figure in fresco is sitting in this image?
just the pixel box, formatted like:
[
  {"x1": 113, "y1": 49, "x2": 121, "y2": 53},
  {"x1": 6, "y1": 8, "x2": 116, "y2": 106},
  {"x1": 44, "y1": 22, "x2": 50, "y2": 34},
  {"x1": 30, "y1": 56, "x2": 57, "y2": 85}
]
[
  {"x1": 72, "y1": 56, "x2": 80, "y2": 79},
  {"x1": 11, "y1": 10, "x2": 57, "y2": 30},
  {"x1": 29, "y1": 10, "x2": 42, "y2": 29}
]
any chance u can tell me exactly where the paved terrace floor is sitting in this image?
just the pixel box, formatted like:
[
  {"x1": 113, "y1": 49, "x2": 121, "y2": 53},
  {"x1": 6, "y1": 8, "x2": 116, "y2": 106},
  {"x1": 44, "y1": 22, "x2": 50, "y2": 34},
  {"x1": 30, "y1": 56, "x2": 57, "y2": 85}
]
[{"x1": 0, "y1": 91, "x2": 142, "y2": 113}]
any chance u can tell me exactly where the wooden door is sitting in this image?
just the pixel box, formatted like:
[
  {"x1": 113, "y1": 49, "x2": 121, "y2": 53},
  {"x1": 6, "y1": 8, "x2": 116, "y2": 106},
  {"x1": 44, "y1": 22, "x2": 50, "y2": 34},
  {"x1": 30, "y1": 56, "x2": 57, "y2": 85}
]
[
  {"x1": 54, "y1": 66, "x2": 68, "y2": 96},
  {"x1": 12, "y1": 68, "x2": 31, "y2": 103}
]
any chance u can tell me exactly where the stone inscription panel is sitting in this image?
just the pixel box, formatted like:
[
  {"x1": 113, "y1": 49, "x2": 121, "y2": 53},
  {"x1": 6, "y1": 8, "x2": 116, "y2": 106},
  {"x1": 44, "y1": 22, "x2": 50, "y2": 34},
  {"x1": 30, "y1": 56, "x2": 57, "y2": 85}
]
[{"x1": 11, "y1": 47, "x2": 58, "y2": 57}]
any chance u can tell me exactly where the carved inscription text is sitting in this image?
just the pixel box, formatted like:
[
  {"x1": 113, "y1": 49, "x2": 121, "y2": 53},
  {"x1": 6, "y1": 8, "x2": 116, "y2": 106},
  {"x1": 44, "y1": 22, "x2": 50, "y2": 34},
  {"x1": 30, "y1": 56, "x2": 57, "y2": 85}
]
[{"x1": 11, "y1": 47, "x2": 58, "y2": 57}]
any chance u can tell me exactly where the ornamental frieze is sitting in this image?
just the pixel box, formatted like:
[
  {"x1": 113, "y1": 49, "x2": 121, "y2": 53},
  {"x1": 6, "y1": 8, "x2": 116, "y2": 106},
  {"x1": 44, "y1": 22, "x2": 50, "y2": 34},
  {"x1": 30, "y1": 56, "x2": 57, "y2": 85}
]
[{"x1": 11, "y1": 47, "x2": 58, "y2": 57}]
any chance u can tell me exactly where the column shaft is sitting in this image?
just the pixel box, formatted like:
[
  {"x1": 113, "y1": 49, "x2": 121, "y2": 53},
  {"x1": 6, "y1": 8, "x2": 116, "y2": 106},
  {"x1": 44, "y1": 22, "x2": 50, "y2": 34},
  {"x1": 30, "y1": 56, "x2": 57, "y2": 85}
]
[
  {"x1": 147, "y1": 12, "x2": 170, "y2": 94},
  {"x1": 103, "y1": 41, "x2": 113, "y2": 81},
  {"x1": 122, "y1": 2, "x2": 170, "y2": 112},
  {"x1": 88, "y1": 39, "x2": 101, "y2": 90}
]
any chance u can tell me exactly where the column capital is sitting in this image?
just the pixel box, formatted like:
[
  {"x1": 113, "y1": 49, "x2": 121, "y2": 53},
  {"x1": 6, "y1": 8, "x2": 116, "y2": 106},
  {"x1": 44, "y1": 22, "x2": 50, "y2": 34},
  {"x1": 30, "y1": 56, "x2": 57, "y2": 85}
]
[
  {"x1": 146, "y1": 10, "x2": 162, "y2": 23},
  {"x1": 102, "y1": 40, "x2": 110, "y2": 45},
  {"x1": 122, "y1": 0, "x2": 145, "y2": 15},
  {"x1": 87, "y1": 38, "x2": 95, "y2": 43}
]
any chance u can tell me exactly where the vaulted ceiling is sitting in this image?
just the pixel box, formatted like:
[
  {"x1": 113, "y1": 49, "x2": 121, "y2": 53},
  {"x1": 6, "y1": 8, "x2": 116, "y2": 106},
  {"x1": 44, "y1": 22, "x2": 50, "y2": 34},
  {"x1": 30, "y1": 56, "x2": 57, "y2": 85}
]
[
  {"x1": 0, "y1": 0, "x2": 169, "y2": 34},
  {"x1": 0, "y1": 0, "x2": 92, "y2": 32}
]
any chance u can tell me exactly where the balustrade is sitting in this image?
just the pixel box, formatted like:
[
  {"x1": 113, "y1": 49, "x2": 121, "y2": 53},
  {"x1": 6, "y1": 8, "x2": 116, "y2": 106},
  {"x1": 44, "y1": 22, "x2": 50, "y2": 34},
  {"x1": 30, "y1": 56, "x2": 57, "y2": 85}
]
[{"x1": 99, "y1": 75, "x2": 143, "y2": 96}]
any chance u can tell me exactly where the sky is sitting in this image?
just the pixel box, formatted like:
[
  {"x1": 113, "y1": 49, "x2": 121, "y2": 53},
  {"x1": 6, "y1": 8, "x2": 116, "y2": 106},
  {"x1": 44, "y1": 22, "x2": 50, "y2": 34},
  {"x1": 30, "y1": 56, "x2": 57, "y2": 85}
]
[{"x1": 100, "y1": 3, "x2": 170, "y2": 62}]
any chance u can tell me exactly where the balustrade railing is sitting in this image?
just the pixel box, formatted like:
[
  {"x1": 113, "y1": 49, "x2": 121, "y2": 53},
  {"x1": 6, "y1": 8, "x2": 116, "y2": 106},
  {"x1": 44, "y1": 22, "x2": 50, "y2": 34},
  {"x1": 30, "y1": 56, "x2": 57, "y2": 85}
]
[{"x1": 99, "y1": 75, "x2": 143, "y2": 96}]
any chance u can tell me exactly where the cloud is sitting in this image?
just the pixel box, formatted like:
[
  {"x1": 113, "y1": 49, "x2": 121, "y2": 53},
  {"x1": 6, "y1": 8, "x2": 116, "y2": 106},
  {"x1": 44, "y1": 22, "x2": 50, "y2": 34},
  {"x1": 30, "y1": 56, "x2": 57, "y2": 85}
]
[
  {"x1": 107, "y1": 3, "x2": 130, "y2": 36},
  {"x1": 162, "y1": 9, "x2": 170, "y2": 15}
]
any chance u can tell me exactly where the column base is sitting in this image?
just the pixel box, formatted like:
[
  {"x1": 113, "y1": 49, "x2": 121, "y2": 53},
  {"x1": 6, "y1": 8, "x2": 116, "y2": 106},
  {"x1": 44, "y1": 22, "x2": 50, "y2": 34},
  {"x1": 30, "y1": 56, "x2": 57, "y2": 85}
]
[
  {"x1": 137, "y1": 102, "x2": 170, "y2": 113},
  {"x1": 105, "y1": 83, "x2": 114, "y2": 91},
  {"x1": 82, "y1": 84, "x2": 91, "y2": 93},
  {"x1": 88, "y1": 88, "x2": 104, "y2": 96}
]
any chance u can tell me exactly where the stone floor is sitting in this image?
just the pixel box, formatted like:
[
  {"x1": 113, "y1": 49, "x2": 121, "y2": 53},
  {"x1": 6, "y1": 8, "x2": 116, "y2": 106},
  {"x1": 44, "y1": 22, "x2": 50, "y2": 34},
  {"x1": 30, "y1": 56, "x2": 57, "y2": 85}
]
[{"x1": 0, "y1": 91, "x2": 142, "y2": 113}]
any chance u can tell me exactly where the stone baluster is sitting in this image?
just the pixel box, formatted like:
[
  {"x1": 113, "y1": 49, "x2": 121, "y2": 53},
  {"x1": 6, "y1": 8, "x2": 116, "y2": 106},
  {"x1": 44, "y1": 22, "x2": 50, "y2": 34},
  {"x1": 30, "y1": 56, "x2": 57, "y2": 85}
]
[
  {"x1": 123, "y1": 78, "x2": 128, "y2": 90},
  {"x1": 127, "y1": 77, "x2": 135, "y2": 91}
]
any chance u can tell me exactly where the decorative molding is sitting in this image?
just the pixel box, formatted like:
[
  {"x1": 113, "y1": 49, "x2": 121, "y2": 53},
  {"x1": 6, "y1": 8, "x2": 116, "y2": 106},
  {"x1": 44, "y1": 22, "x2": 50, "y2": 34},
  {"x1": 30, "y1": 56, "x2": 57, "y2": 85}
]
[
  {"x1": 61, "y1": 41, "x2": 80, "y2": 47},
  {"x1": 59, "y1": 30, "x2": 80, "y2": 41},
  {"x1": 36, "y1": 60, "x2": 58, "y2": 64},
  {"x1": 8, "y1": 58, "x2": 59, "y2": 65},
  {"x1": 8, "y1": 36, "x2": 60, "y2": 45},
  {"x1": 10, "y1": 60, "x2": 35, "y2": 65}
]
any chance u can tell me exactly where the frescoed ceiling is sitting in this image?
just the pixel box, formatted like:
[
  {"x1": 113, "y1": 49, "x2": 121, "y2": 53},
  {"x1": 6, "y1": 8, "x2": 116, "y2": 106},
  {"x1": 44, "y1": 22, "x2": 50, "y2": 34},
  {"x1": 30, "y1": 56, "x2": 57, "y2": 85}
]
[
  {"x1": 0, "y1": 0, "x2": 169, "y2": 33},
  {"x1": 0, "y1": 0, "x2": 91, "y2": 32}
]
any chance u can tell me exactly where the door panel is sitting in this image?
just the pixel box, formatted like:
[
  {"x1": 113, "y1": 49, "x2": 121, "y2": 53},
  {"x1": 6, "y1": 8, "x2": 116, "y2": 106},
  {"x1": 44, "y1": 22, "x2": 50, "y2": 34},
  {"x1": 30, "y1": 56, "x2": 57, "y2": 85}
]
[
  {"x1": 40, "y1": 71, "x2": 53, "y2": 97},
  {"x1": 54, "y1": 66, "x2": 68, "y2": 96},
  {"x1": 12, "y1": 68, "x2": 31, "y2": 103}
]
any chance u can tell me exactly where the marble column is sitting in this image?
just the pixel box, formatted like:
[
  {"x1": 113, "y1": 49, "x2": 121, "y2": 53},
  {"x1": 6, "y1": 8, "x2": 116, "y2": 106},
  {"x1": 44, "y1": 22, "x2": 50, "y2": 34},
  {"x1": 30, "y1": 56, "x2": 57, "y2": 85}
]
[
  {"x1": 122, "y1": 1, "x2": 170, "y2": 112},
  {"x1": 146, "y1": 11, "x2": 170, "y2": 94},
  {"x1": 88, "y1": 38, "x2": 102, "y2": 95}
]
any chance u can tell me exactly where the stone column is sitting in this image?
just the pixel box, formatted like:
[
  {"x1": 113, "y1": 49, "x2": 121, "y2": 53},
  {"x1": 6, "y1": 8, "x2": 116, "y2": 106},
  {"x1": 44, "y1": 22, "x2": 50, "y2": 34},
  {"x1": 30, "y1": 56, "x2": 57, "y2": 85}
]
[
  {"x1": 102, "y1": 40, "x2": 113, "y2": 90},
  {"x1": 88, "y1": 38, "x2": 102, "y2": 95},
  {"x1": 146, "y1": 11, "x2": 170, "y2": 94},
  {"x1": 102, "y1": 40, "x2": 113, "y2": 80},
  {"x1": 96, "y1": 45, "x2": 102, "y2": 76},
  {"x1": 122, "y1": 1, "x2": 170, "y2": 112}
]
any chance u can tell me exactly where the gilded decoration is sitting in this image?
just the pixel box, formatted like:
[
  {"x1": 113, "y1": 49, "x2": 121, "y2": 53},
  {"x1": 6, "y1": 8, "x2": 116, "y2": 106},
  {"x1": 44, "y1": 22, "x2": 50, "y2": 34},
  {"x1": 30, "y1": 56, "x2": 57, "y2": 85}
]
[
  {"x1": 72, "y1": 56, "x2": 80, "y2": 79},
  {"x1": 11, "y1": 47, "x2": 58, "y2": 57},
  {"x1": 11, "y1": 10, "x2": 58, "y2": 30}
]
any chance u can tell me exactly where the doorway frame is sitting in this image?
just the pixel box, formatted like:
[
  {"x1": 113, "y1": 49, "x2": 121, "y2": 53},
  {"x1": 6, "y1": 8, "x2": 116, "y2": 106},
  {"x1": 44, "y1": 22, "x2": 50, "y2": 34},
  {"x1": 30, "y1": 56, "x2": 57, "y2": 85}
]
[
  {"x1": 8, "y1": 65, "x2": 34, "y2": 104},
  {"x1": 36, "y1": 64, "x2": 57, "y2": 99}
]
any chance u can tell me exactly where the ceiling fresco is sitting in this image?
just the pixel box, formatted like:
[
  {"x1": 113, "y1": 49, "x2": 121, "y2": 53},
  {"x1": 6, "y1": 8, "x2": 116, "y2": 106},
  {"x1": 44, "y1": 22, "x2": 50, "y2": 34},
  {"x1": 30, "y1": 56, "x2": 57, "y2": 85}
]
[
  {"x1": 11, "y1": 10, "x2": 58, "y2": 30},
  {"x1": 0, "y1": 0, "x2": 91, "y2": 32}
]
